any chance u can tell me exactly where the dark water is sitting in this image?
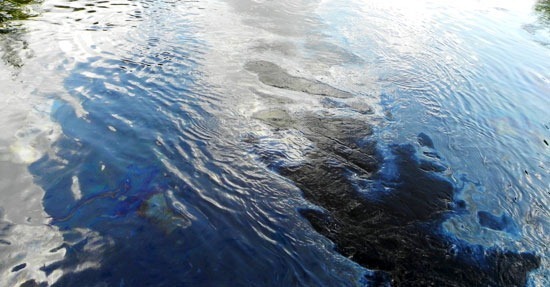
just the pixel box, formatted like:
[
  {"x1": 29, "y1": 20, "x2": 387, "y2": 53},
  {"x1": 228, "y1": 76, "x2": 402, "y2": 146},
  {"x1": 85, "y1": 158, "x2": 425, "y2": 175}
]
[{"x1": 0, "y1": 0, "x2": 548, "y2": 286}]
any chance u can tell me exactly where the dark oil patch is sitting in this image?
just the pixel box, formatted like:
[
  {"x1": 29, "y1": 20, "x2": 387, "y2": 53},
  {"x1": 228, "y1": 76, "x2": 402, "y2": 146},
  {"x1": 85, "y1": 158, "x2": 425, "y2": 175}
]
[
  {"x1": 11, "y1": 263, "x2": 26, "y2": 272},
  {"x1": 20, "y1": 279, "x2": 48, "y2": 287},
  {"x1": 251, "y1": 110, "x2": 540, "y2": 286},
  {"x1": 478, "y1": 211, "x2": 519, "y2": 235}
]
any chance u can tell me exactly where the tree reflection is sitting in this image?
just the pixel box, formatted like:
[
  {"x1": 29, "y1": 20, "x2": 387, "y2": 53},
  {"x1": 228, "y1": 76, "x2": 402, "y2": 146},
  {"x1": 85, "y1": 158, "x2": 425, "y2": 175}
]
[
  {"x1": 0, "y1": 29, "x2": 29, "y2": 68},
  {"x1": 535, "y1": 0, "x2": 550, "y2": 24},
  {"x1": 0, "y1": 0, "x2": 40, "y2": 68},
  {"x1": 0, "y1": 0, "x2": 40, "y2": 29}
]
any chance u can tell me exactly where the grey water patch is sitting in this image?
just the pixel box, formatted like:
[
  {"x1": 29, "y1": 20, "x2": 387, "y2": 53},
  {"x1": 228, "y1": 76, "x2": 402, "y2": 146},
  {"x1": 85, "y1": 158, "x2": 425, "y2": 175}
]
[
  {"x1": 252, "y1": 108, "x2": 295, "y2": 130},
  {"x1": 251, "y1": 89, "x2": 296, "y2": 106},
  {"x1": 304, "y1": 40, "x2": 365, "y2": 65},
  {"x1": 245, "y1": 60, "x2": 353, "y2": 98},
  {"x1": 252, "y1": 40, "x2": 298, "y2": 57},
  {"x1": 321, "y1": 98, "x2": 374, "y2": 115}
]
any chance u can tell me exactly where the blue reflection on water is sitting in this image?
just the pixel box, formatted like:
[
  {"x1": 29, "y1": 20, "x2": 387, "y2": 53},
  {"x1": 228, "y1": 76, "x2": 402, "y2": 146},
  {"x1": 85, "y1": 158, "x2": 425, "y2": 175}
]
[{"x1": 29, "y1": 57, "x2": 199, "y2": 284}]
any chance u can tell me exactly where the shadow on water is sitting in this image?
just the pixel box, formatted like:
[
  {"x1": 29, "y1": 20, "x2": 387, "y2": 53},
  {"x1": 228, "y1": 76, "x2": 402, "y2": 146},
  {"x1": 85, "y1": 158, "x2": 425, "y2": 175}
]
[{"x1": 247, "y1": 61, "x2": 541, "y2": 286}]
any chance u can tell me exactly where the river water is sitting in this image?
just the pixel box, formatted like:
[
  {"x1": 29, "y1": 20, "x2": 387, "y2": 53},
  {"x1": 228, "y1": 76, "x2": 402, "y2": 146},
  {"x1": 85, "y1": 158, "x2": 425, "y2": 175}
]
[{"x1": 0, "y1": 0, "x2": 548, "y2": 286}]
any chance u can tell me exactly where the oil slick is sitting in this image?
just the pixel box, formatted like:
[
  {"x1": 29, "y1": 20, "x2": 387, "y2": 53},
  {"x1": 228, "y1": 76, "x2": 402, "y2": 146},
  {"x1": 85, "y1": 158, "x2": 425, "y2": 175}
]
[
  {"x1": 247, "y1": 61, "x2": 540, "y2": 286},
  {"x1": 245, "y1": 60, "x2": 353, "y2": 99}
]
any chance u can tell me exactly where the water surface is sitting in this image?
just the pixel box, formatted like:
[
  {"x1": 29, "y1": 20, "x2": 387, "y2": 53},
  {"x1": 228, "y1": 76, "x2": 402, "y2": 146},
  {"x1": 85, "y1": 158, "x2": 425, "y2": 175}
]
[{"x1": 0, "y1": 0, "x2": 548, "y2": 286}]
